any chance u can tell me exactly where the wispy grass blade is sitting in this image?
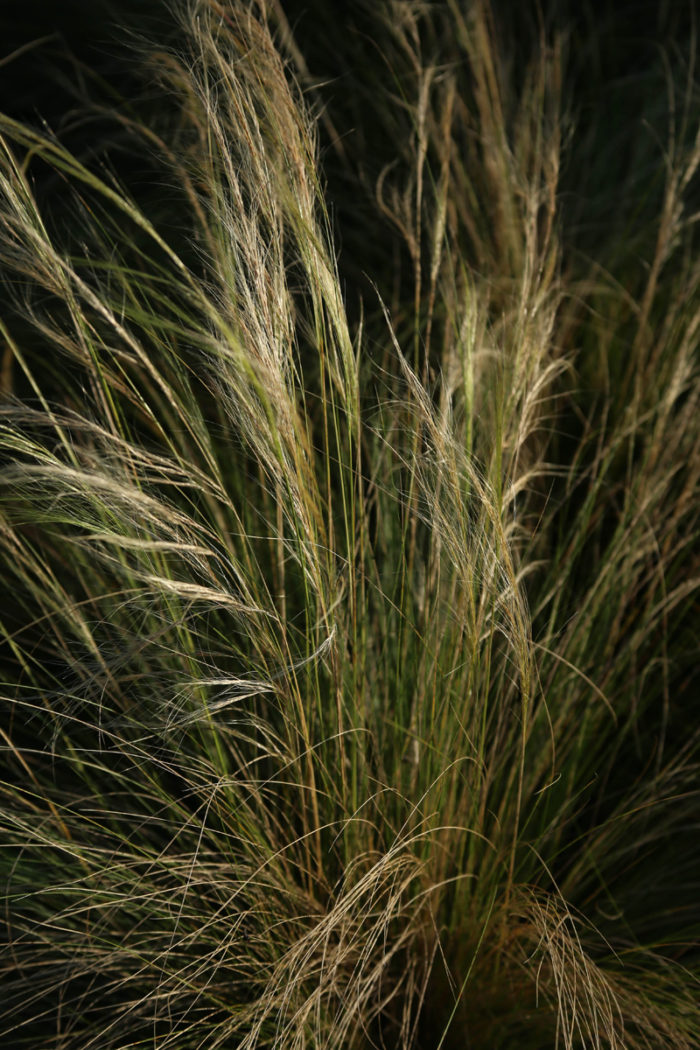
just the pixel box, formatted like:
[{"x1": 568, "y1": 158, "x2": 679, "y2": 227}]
[{"x1": 1, "y1": 1, "x2": 699, "y2": 1047}]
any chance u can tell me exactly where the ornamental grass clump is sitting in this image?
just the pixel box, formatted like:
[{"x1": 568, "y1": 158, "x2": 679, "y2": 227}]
[{"x1": 1, "y1": 1, "x2": 699, "y2": 1047}]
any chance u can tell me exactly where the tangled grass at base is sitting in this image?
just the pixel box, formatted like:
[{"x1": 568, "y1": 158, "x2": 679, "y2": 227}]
[{"x1": 1, "y1": 1, "x2": 699, "y2": 1046}]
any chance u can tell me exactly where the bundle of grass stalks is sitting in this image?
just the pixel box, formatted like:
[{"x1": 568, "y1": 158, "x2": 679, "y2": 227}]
[{"x1": 1, "y1": 1, "x2": 699, "y2": 1046}]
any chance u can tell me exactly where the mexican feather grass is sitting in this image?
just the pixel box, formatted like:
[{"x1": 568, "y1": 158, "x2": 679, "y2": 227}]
[{"x1": 1, "y1": 1, "x2": 699, "y2": 1046}]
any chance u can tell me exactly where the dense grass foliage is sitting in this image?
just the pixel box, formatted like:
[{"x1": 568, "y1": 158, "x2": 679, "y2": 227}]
[{"x1": 1, "y1": 2, "x2": 699, "y2": 1047}]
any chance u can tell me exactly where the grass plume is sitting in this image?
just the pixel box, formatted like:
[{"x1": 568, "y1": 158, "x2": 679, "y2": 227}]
[{"x1": 1, "y1": 1, "x2": 699, "y2": 1047}]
